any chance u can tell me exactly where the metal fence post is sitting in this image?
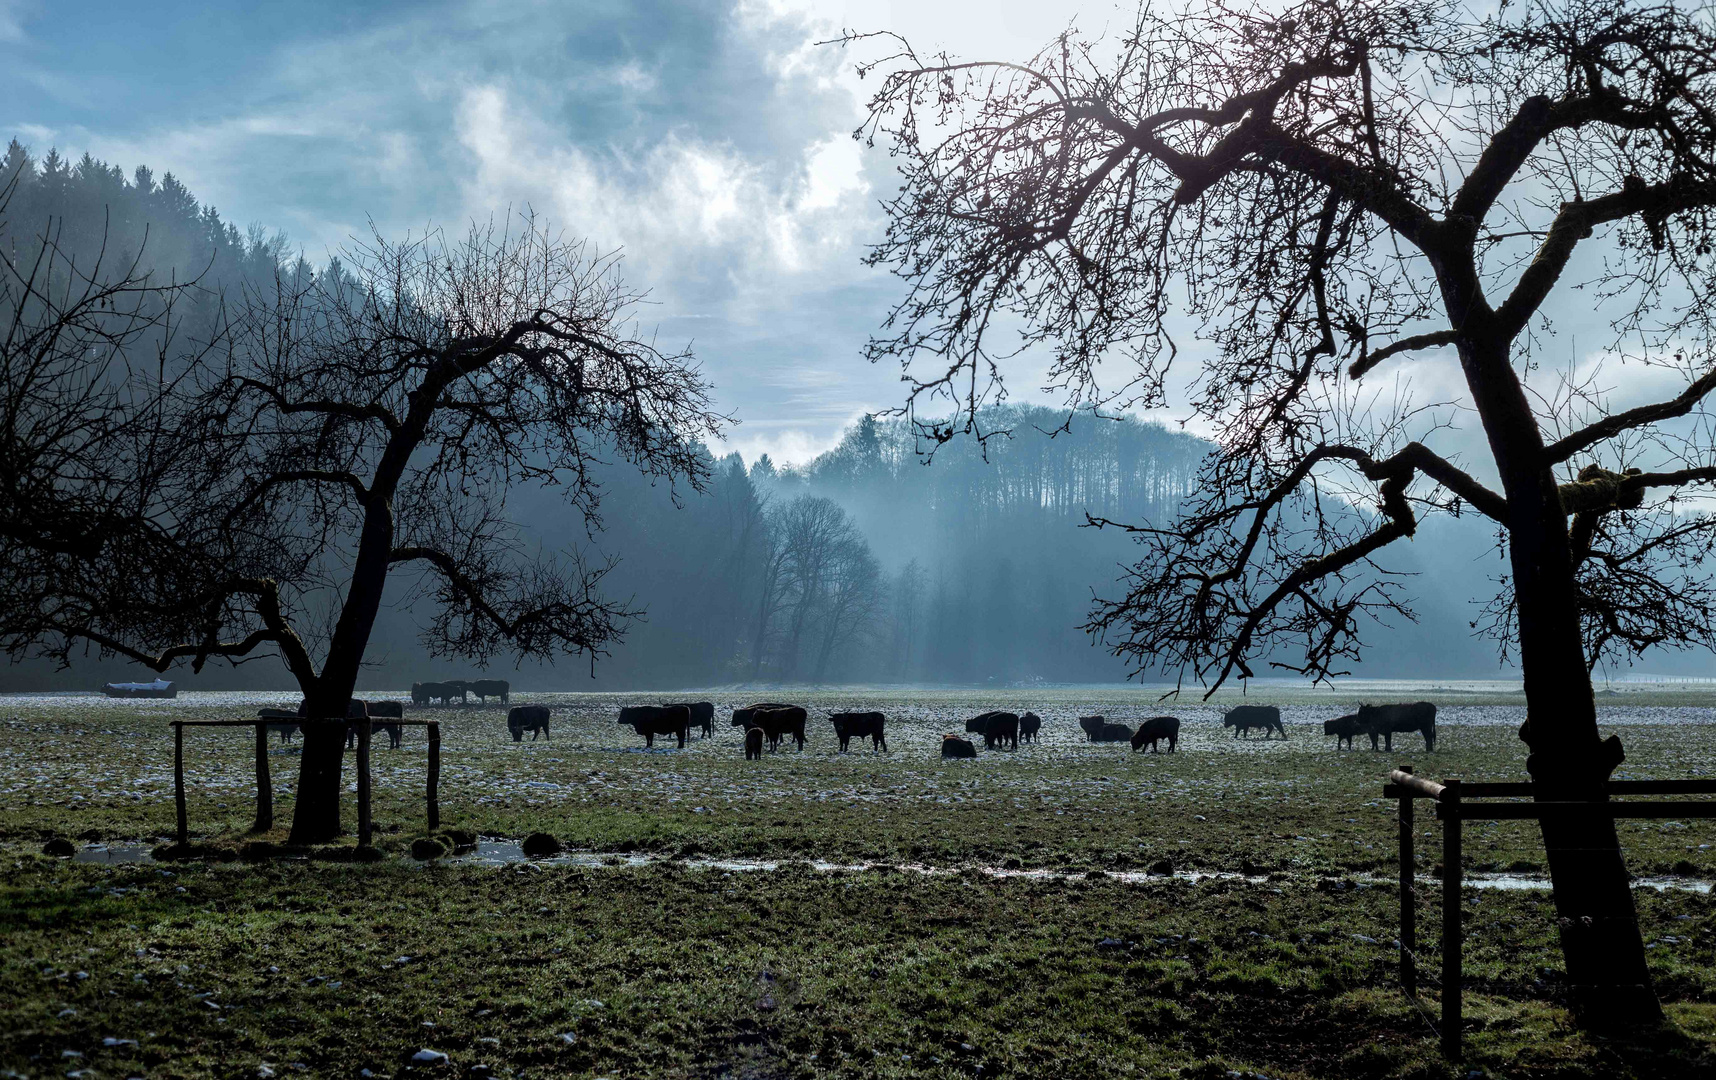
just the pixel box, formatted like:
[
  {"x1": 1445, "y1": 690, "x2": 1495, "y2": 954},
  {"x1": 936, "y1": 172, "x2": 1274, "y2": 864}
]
[
  {"x1": 427, "y1": 721, "x2": 441, "y2": 833},
  {"x1": 173, "y1": 721, "x2": 188, "y2": 845},
  {"x1": 1398, "y1": 765, "x2": 1416, "y2": 999},
  {"x1": 1441, "y1": 778, "x2": 1463, "y2": 1061},
  {"x1": 253, "y1": 722, "x2": 272, "y2": 832}
]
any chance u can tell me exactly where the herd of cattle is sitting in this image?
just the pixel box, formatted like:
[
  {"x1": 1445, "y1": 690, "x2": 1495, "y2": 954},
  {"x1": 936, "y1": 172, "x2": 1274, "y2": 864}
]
[
  {"x1": 409, "y1": 679, "x2": 511, "y2": 705},
  {"x1": 256, "y1": 696, "x2": 1439, "y2": 757}
]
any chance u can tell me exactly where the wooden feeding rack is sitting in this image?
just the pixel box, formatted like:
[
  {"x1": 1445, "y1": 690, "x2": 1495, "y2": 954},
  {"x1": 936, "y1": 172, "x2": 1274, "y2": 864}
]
[
  {"x1": 170, "y1": 718, "x2": 442, "y2": 848},
  {"x1": 1383, "y1": 765, "x2": 1716, "y2": 1060}
]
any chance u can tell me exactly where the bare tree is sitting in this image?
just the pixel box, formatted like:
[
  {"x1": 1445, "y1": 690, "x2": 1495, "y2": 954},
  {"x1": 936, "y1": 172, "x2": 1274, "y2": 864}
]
[
  {"x1": 845, "y1": 0, "x2": 1716, "y2": 1023},
  {"x1": 811, "y1": 534, "x2": 886, "y2": 681},
  {"x1": 3, "y1": 212, "x2": 721, "y2": 843}
]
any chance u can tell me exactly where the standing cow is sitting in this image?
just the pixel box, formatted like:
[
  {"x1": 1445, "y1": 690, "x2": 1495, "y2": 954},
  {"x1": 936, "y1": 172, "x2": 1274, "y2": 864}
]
[
  {"x1": 507, "y1": 705, "x2": 551, "y2": 742},
  {"x1": 619, "y1": 705, "x2": 692, "y2": 748},
  {"x1": 1130, "y1": 716, "x2": 1181, "y2": 754},
  {"x1": 1019, "y1": 712, "x2": 1042, "y2": 743},
  {"x1": 965, "y1": 712, "x2": 1019, "y2": 750},
  {"x1": 829, "y1": 712, "x2": 888, "y2": 752},
  {"x1": 732, "y1": 703, "x2": 806, "y2": 751},
  {"x1": 1358, "y1": 702, "x2": 1437, "y2": 752},
  {"x1": 1223, "y1": 705, "x2": 1285, "y2": 739},
  {"x1": 347, "y1": 700, "x2": 404, "y2": 749},
  {"x1": 468, "y1": 679, "x2": 510, "y2": 704},
  {"x1": 665, "y1": 701, "x2": 715, "y2": 739},
  {"x1": 1323, "y1": 713, "x2": 1364, "y2": 750}
]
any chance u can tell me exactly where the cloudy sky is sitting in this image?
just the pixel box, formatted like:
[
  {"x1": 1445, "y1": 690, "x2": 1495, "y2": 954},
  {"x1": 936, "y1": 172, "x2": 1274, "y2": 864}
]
[{"x1": 2, "y1": 0, "x2": 1143, "y2": 465}]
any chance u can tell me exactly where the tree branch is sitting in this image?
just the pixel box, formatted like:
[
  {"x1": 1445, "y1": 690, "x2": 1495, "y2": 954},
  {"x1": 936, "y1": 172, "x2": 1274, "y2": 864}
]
[{"x1": 1544, "y1": 366, "x2": 1716, "y2": 463}]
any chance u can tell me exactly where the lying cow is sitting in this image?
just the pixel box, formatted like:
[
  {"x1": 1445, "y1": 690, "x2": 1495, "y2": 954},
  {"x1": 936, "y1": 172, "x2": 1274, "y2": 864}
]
[
  {"x1": 1019, "y1": 712, "x2": 1042, "y2": 743},
  {"x1": 1358, "y1": 702, "x2": 1437, "y2": 752},
  {"x1": 618, "y1": 705, "x2": 691, "y2": 748},
  {"x1": 1085, "y1": 717, "x2": 1133, "y2": 743},
  {"x1": 965, "y1": 711, "x2": 1019, "y2": 751},
  {"x1": 829, "y1": 711, "x2": 888, "y2": 752},
  {"x1": 732, "y1": 703, "x2": 806, "y2": 751},
  {"x1": 744, "y1": 727, "x2": 764, "y2": 760},
  {"x1": 941, "y1": 735, "x2": 977, "y2": 759},
  {"x1": 665, "y1": 701, "x2": 715, "y2": 739},
  {"x1": 507, "y1": 704, "x2": 551, "y2": 742},
  {"x1": 467, "y1": 679, "x2": 510, "y2": 704},
  {"x1": 346, "y1": 700, "x2": 404, "y2": 750},
  {"x1": 1130, "y1": 716, "x2": 1181, "y2": 754},
  {"x1": 1223, "y1": 705, "x2": 1285, "y2": 739},
  {"x1": 1324, "y1": 713, "x2": 1364, "y2": 750}
]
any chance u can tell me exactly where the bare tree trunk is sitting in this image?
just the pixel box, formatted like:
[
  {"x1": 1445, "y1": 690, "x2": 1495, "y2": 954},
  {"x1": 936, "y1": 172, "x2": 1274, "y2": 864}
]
[
  {"x1": 1460, "y1": 324, "x2": 1661, "y2": 1024},
  {"x1": 1509, "y1": 477, "x2": 1660, "y2": 1024},
  {"x1": 288, "y1": 702, "x2": 346, "y2": 845}
]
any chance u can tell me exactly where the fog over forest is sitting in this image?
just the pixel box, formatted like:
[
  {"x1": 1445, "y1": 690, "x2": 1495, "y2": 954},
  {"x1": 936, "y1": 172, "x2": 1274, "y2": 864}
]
[{"x1": 1, "y1": 142, "x2": 1706, "y2": 692}]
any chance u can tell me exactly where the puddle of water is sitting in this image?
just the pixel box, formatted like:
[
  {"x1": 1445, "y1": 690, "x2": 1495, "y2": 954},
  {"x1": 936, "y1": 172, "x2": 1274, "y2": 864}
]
[
  {"x1": 73, "y1": 844, "x2": 157, "y2": 865},
  {"x1": 44, "y1": 841, "x2": 1716, "y2": 895}
]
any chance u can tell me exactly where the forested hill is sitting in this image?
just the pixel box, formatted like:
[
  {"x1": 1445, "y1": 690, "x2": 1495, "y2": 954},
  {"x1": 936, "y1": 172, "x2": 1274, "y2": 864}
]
[
  {"x1": 2, "y1": 141, "x2": 1517, "y2": 691},
  {"x1": 1, "y1": 139, "x2": 297, "y2": 303}
]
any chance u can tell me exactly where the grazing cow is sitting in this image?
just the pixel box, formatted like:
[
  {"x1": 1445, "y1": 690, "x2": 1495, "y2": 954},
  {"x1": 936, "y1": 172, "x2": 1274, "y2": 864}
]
[
  {"x1": 468, "y1": 679, "x2": 510, "y2": 704},
  {"x1": 347, "y1": 700, "x2": 404, "y2": 749},
  {"x1": 440, "y1": 681, "x2": 469, "y2": 706},
  {"x1": 413, "y1": 681, "x2": 462, "y2": 706},
  {"x1": 1078, "y1": 715, "x2": 1107, "y2": 741},
  {"x1": 665, "y1": 701, "x2": 715, "y2": 739},
  {"x1": 1223, "y1": 705, "x2": 1285, "y2": 739},
  {"x1": 941, "y1": 735, "x2": 977, "y2": 759},
  {"x1": 732, "y1": 703, "x2": 807, "y2": 751},
  {"x1": 1130, "y1": 716, "x2": 1181, "y2": 754},
  {"x1": 744, "y1": 727, "x2": 765, "y2": 760},
  {"x1": 1323, "y1": 713, "x2": 1364, "y2": 750},
  {"x1": 829, "y1": 711, "x2": 888, "y2": 752},
  {"x1": 257, "y1": 708, "x2": 300, "y2": 743},
  {"x1": 1358, "y1": 702, "x2": 1437, "y2": 752},
  {"x1": 507, "y1": 705, "x2": 551, "y2": 742},
  {"x1": 1019, "y1": 711, "x2": 1042, "y2": 743},
  {"x1": 1093, "y1": 722, "x2": 1134, "y2": 743},
  {"x1": 965, "y1": 711, "x2": 1019, "y2": 750},
  {"x1": 618, "y1": 705, "x2": 692, "y2": 748}
]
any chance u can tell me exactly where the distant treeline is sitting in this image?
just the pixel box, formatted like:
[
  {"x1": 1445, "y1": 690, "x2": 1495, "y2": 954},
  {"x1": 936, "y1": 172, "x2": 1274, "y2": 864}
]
[{"x1": 557, "y1": 409, "x2": 1208, "y2": 686}]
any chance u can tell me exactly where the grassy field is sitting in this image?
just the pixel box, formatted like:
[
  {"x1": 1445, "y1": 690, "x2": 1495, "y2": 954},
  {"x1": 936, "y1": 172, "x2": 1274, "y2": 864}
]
[{"x1": 3, "y1": 687, "x2": 1715, "y2": 1078}]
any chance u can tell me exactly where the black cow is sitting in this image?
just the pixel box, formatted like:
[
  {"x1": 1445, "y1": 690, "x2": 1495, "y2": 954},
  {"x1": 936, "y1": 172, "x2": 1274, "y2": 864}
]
[
  {"x1": 619, "y1": 705, "x2": 692, "y2": 748},
  {"x1": 440, "y1": 681, "x2": 469, "y2": 705},
  {"x1": 413, "y1": 681, "x2": 463, "y2": 706},
  {"x1": 941, "y1": 735, "x2": 977, "y2": 759},
  {"x1": 1358, "y1": 702, "x2": 1437, "y2": 752},
  {"x1": 829, "y1": 711, "x2": 888, "y2": 752},
  {"x1": 965, "y1": 711, "x2": 1019, "y2": 750},
  {"x1": 1223, "y1": 705, "x2": 1285, "y2": 739},
  {"x1": 744, "y1": 727, "x2": 764, "y2": 760},
  {"x1": 468, "y1": 679, "x2": 510, "y2": 704},
  {"x1": 1130, "y1": 716, "x2": 1181, "y2": 753},
  {"x1": 347, "y1": 700, "x2": 404, "y2": 749},
  {"x1": 732, "y1": 703, "x2": 806, "y2": 751},
  {"x1": 1324, "y1": 713, "x2": 1364, "y2": 750},
  {"x1": 1078, "y1": 715, "x2": 1107, "y2": 741},
  {"x1": 1093, "y1": 722, "x2": 1134, "y2": 743},
  {"x1": 665, "y1": 701, "x2": 715, "y2": 739},
  {"x1": 507, "y1": 705, "x2": 551, "y2": 742},
  {"x1": 257, "y1": 708, "x2": 300, "y2": 743},
  {"x1": 1019, "y1": 711, "x2": 1042, "y2": 743}
]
